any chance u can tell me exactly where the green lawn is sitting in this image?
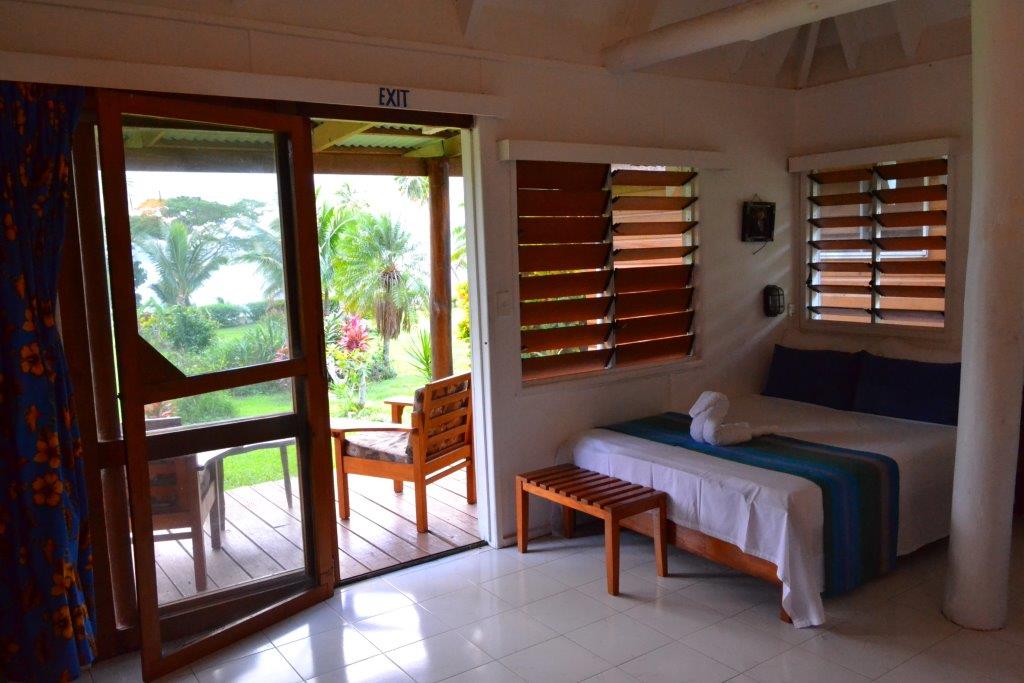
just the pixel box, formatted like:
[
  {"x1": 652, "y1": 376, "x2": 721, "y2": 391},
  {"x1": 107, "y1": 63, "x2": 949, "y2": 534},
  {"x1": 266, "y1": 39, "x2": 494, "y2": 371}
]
[{"x1": 220, "y1": 326, "x2": 471, "y2": 490}]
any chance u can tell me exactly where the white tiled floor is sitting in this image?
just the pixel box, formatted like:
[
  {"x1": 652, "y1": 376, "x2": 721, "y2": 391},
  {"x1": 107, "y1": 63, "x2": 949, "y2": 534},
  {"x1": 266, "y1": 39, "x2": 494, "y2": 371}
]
[{"x1": 85, "y1": 525, "x2": 1024, "y2": 683}]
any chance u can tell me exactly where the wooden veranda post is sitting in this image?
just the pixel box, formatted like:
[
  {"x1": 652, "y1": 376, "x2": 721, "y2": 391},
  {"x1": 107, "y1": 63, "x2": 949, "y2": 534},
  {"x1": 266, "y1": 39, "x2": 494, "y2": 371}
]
[{"x1": 428, "y1": 157, "x2": 453, "y2": 378}]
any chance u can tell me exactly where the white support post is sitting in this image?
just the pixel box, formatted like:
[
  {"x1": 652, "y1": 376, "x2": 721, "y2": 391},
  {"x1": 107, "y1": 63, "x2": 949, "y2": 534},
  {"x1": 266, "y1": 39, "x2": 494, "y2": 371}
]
[{"x1": 943, "y1": 0, "x2": 1024, "y2": 630}]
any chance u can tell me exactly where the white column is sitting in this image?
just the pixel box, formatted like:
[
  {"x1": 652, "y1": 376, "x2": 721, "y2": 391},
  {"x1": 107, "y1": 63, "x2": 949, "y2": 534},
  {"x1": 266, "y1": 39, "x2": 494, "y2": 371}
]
[{"x1": 944, "y1": 0, "x2": 1024, "y2": 630}]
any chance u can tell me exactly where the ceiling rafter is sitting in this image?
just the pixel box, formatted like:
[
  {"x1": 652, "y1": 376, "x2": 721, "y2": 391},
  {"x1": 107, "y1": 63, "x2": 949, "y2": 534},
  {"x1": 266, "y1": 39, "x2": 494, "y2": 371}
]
[
  {"x1": 312, "y1": 121, "x2": 374, "y2": 152},
  {"x1": 893, "y1": 0, "x2": 930, "y2": 59},
  {"x1": 833, "y1": 12, "x2": 865, "y2": 71},
  {"x1": 453, "y1": 0, "x2": 483, "y2": 38},
  {"x1": 760, "y1": 26, "x2": 801, "y2": 81},
  {"x1": 797, "y1": 21, "x2": 821, "y2": 88},
  {"x1": 728, "y1": 41, "x2": 752, "y2": 74}
]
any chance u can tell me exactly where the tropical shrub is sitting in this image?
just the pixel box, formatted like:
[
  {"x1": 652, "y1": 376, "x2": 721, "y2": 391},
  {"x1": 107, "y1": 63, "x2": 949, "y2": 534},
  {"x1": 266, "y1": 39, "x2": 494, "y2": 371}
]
[
  {"x1": 405, "y1": 328, "x2": 432, "y2": 382},
  {"x1": 244, "y1": 300, "x2": 270, "y2": 323},
  {"x1": 146, "y1": 306, "x2": 217, "y2": 353},
  {"x1": 203, "y1": 302, "x2": 247, "y2": 327},
  {"x1": 175, "y1": 391, "x2": 238, "y2": 425},
  {"x1": 326, "y1": 316, "x2": 371, "y2": 416},
  {"x1": 456, "y1": 281, "x2": 471, "y2": 343}
]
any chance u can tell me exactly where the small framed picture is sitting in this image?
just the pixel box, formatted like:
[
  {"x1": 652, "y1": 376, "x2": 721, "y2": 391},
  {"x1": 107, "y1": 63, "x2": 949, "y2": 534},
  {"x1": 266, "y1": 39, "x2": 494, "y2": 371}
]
[{"x1": 741, "y1": 201, "x2": 776, "y2": 242}]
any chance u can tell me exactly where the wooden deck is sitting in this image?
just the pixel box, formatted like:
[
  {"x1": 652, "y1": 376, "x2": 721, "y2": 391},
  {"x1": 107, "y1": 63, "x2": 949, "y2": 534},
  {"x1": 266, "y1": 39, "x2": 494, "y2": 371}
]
[{"x1": 154, "y1": 469, "x2": 480, "y2": 603}]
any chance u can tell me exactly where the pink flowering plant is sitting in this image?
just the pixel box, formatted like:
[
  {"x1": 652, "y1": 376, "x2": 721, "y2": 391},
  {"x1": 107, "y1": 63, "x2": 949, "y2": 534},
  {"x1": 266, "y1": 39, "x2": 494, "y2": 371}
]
[{"x1": 326, "y1": 314, "x2": 372, "y2": 415}]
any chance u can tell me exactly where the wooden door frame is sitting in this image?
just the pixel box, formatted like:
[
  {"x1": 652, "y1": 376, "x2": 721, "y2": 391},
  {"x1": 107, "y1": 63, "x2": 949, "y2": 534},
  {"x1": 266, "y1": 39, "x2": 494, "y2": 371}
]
[{"x1": 93, "y1": 90, "x2": 336, "y2": 679}]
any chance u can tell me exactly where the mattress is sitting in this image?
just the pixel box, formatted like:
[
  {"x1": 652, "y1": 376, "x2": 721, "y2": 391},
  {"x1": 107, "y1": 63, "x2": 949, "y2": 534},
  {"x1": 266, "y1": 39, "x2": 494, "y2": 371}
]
[{"x1": 563, "y1": 394, "x2": 957, "y2": 627}]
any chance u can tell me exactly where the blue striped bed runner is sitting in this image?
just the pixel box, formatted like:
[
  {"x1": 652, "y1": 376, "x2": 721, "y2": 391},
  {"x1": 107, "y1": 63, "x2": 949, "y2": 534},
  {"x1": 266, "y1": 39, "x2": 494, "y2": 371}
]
[{"x1": 603, "y1": 412, "x2": 899, "y2": 595}]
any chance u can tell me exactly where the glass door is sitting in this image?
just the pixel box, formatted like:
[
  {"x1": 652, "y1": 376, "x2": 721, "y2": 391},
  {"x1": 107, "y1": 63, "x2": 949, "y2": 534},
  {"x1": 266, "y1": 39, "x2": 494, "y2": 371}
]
[{"x1": 94, "y1": 91, "x2": 336, "y2": 679}]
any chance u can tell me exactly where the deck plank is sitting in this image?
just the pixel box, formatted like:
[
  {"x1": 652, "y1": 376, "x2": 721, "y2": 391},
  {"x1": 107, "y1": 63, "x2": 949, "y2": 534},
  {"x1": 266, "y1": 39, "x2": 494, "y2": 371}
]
[{"x1": 154, "y1": 468, "x2": 481, "y2": 602}]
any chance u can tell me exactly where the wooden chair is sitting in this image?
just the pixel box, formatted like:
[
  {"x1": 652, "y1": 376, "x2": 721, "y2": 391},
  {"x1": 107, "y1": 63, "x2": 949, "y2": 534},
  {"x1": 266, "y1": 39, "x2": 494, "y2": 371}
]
[
  {"x1": 146, "y1": 417, "x2": 221, "y2": 593},
  {"x1": 333, "y1": 372, "x2": 475, "y2": 533}
]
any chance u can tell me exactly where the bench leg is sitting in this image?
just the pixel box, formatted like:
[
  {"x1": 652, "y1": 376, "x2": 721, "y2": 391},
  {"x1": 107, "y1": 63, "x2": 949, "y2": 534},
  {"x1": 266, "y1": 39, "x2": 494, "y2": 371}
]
[
  {"x1": 604, "y1": 516, "x2": 620, "y2": 596},
  {"x1": 516, "y1": 477, "x2": 528, "y2": 553},
  {"x1": 393, "y1": 480, "x2": 404, "y2": 493},
  {"x1": 562, "y1": 506, "x2": 575, "y2": 538},
  {"x1": 654, "y1": 505, "x2": 668, "y2": 578},
  {"x1": 780, "y1": 604, "x2": 793, "y2": 624}
]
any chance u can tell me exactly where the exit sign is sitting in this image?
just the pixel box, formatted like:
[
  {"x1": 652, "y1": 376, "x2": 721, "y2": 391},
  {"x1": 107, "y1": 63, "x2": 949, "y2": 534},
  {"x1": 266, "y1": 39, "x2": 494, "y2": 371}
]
[{"x1": 379, "y1": 87, "x2": 410, "y2": 108}]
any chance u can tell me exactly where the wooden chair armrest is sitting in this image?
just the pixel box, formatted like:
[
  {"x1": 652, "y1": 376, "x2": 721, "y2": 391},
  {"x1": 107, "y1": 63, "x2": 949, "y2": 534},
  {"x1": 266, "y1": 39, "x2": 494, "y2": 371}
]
[
  {"x1": 383, "y1": 397, "x2": 415, "y2": 424},
  {"x1": 331, "y1": 425, "x2": 415, "y2": 438}
]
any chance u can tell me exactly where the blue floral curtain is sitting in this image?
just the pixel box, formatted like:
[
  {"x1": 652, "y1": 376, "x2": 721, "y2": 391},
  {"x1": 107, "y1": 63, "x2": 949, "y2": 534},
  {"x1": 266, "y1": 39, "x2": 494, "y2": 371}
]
[{"x1": 0, "y1": 81, "x2": 95, "y2": 682}]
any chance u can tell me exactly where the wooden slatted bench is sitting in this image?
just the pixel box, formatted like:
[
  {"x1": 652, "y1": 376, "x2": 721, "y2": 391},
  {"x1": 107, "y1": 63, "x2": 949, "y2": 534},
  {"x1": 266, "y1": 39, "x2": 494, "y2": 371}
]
[{"x1": 515, "y1": 464, "x2": 667, "y2": 595}]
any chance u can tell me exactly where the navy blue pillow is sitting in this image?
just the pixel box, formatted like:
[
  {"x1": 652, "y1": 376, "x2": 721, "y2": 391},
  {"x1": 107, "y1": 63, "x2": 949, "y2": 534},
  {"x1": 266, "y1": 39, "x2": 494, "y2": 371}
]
[
  {"x1": 762, "y1": 345, "x2": 862, "y2": 410},
  {"x1": 853, "y1": 352, "x2": 960, "y2": 425}
]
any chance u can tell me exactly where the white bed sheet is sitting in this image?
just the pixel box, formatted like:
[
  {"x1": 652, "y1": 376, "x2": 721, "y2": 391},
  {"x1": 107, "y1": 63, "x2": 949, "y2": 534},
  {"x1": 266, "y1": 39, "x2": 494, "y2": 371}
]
[{"x1": 563, "y1": 394, "x2": 957, "y2": 627}]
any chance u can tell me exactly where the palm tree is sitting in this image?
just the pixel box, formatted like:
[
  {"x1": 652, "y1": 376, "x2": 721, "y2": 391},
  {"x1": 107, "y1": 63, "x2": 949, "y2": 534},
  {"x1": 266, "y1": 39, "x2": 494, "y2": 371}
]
[
  {"x1": 236, "y1": 188, "x2": 363, "y2": 302},
  {"x1": 334, "y1": 214, "x2": 427, "y2": 370},
  {"x1": 135, "y1": 220, "x2": 233, "y2": 306},
  {"x1": 131, "y1": 196, "x2": 259, "y2": 306},
  {"x1": 395, "y1": 176, "x2": 429, "y2": 204}
]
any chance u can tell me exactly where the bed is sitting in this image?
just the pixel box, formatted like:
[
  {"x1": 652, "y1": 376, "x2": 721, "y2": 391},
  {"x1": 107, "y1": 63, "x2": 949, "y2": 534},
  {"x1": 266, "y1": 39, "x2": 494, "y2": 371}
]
[{"x1": 562, "y1": 393, "x2": 957, "y2": 627}]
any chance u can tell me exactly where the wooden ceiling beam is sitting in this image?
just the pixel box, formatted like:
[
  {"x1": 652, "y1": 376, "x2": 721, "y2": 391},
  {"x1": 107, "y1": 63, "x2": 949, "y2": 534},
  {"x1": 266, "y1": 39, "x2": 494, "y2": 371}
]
[
  {"x1": 797, "y1": 21, "x2": 821, "y2": 88},
  {"x1": 893, "y1": 0, "x2": 930, "y2": 59},
  {"x1": 312, "y1": 120, "x2": 373, "y2": 152},
  {"x1": 833, "y1": 12, "x2": 864, "y2": 71},
  {"x1": 454, "y1": 0, "x2": 483, "y2": 38},
  {"x1": 404, "y1": 135, "x2": 462, "y2": 158}
]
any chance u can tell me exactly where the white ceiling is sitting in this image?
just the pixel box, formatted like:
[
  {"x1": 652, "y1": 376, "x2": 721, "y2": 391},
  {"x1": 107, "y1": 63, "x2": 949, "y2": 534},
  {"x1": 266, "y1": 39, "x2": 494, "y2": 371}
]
[{"x1": 117, "y1": 0, "x2": 972, "y2": 88}]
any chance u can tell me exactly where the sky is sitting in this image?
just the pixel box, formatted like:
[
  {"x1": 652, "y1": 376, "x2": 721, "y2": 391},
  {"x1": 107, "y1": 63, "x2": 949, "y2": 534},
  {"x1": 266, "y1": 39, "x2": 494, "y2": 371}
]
[{"x1": 126, "y1": 171, "x2": 466, "y2": 306}]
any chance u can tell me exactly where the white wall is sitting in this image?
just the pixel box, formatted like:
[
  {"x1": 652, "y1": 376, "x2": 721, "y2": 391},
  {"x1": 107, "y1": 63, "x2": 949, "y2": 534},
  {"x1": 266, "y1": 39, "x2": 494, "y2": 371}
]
[{"x1": 1, "y1": 0, "x2": 970, "y2": 545}]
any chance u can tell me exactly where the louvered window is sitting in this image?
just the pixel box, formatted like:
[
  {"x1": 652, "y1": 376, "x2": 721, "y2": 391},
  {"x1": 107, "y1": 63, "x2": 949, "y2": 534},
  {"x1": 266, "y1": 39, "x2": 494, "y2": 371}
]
[
  {"x1": 517, "y1": 160, "x2": 698, "y2": 382},
  {"x1": 806, "y1": 157, "x2": 947, "y2": 327}
]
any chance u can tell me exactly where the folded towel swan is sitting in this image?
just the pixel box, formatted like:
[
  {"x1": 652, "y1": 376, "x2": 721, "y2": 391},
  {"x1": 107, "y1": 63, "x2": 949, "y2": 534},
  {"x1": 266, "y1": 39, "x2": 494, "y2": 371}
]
[{"x1": 688, "y1": 390, "x2": 776, "y2": 446}]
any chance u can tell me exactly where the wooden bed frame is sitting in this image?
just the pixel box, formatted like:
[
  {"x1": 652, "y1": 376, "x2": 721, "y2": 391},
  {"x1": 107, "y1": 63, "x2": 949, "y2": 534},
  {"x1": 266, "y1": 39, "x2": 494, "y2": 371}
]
[{"x1": 569, "y1": 507, "x2": 791, "y2": 623}]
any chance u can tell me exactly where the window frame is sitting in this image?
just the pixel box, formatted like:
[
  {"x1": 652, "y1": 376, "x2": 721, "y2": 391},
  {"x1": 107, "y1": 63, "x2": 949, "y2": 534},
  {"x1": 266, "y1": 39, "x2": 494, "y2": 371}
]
[
  {"x1": 789, "y1": 138, "x2": 958, "y2": 342},
  {"x1": 512, "y1": 161, "x2": 703, "y2": 387}
]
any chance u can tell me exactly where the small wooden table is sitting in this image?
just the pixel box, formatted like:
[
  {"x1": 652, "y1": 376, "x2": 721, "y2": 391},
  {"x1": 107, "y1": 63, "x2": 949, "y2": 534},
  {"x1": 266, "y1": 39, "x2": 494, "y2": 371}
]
[
  {"x1": 382, "y1": 396, "x2": 415, "y2": 423},
  {"x1": 515, "y1": 464, "x2": 668, "y2": 595}
]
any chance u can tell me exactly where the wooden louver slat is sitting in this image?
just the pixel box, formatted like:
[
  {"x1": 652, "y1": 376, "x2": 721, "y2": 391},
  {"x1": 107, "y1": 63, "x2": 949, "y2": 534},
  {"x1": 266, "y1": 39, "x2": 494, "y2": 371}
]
[
  {"x1": 520, "y1": 323, "x2": 612, "y2": 353},
  {"x1": 616, "y1": 334, "x2": 694, "y2": 367},
  {"x1": 518, "y1": 217, "x2": 609, "y2": 244},
  {"x1": 874, "y1": 260, "x2": 945, "y2": 275},
  {"x1": 517, "y1": 159, "x2": 698, "y2": 382},
  {"x1": 612, "y1": 221, "x2": 697, "y2": 236},
  {"x1": 806, "y1": 155, "x2": 949, "y2": 329},
  {"x1": 615, "y1": 265, "x2": 692, "y2": 293},
  {"x1": 615, "y1": 312, "x2": 693, "y2": 344},
  {"x1": 612, "y1": 245, "x2": 697, "y2": 262},
  {"x1": 616, "y1": 288, "x2": 694, "y2": 319},
  {"x1": 521, "y1": 349, "x2": 613, "y2": 382},
  {"x1": 611, "y1": 169, "x2": 697, "y2": 187},
  {"x1": 874, "y1": 210, "x2": 946, "y2": 228},
  {"x1": 875, "y1": 235, "x2": 946, "y2": 251},
  {"x1": 516, "y1": 161, "x2": 609, "y2": 191},
  {"x1": 519, "y1": 271, "x2": 611, "y2": 300},
  {"x1": 809, "y1": 238, "x2": 873, "y2": 250},
  {"x1": 807, "y1": 167, "x2": 873, "y2": 184},
  {"x1": 808, "y1": 261, "x2": 872, "y2": 273},
  {"x1": 518, "y1": 243, "x2": 610, "y2": 272},
  {"x1": 875, "y1": 285, "x2": 945, "y2": 299},
  {"x1": 809, "y1": 215, "x2": 873, "y2": 229},
  {"x1": 808, "y1": 192, "x2": 872, "y2": 207},
  {"x1": 874, "y1": 185, "x2": 947, "y2": 204},
  {"x1": 517, "y1": 189, "x2": 609, "y2": 216},
  {"x1": 520, "y1": 297, "x2": 612, "y2": 326},
  {"x1": 875, "y1": 158, "x2": 948, "y2": 180},
  {"x1": 612, "y1": 195, "x2": 697, "y2": 212}
]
